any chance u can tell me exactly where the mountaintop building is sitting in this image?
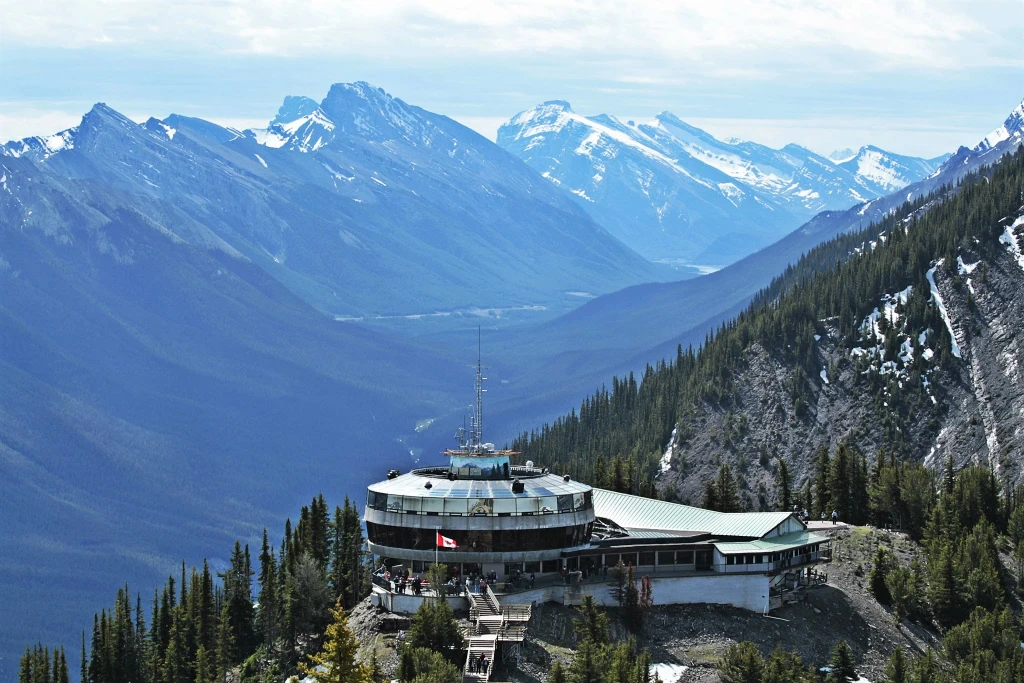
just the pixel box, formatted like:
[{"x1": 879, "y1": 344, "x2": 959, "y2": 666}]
[{"x1": 365, "y1": 354, "x2": 832, "y2": 617}]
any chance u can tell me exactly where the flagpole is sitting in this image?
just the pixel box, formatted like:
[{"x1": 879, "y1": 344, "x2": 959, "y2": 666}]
[{"x1": 435, "y1": 527, "x2": 439, "y2": 568}]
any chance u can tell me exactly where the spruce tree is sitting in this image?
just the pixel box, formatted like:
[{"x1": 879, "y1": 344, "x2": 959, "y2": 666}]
[
  {"x1": 298, "y1": 600, "x2": 371, "y2": 683},
  {"x1": 824, "y1": 641, "x2": 856, "y2": 682},
  {"x1": 716, "y1": 464, "x2": 740, "y2": 513},
  {"x1": 883, "y1": 648, "x2": 907, "y2": 683},
  {"x1": 776, "y1": 458, "x2": 792, "y2": 511},
  {"x1": 719, "y1": 642, "x2": 763, "y2": 683}
]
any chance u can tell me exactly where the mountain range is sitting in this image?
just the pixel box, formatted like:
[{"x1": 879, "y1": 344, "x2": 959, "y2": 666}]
[
  {"x1": 2, "y1": 83, "x2": 663, "y2": 326},
  {"x1": 496, "y1": 101, "x2": 948, "y2": 264},
  {"x1": 1, "y1": 83, "x2": 1021, "y2": 681}
]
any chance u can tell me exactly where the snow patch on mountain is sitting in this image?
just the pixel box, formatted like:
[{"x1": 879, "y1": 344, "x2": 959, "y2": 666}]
[{"x1": 976, "y1": 99, "x2": 1024, "y2": 152}]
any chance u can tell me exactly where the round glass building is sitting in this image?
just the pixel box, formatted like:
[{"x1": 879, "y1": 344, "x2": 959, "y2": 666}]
[{"x1": 365, "y1": 358, "x2": 595, "y2": 579}]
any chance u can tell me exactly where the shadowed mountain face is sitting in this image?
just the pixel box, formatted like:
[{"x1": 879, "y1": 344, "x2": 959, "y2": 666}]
[
  {"x1": 0, "y1": 148, "x2": 472, "y2": 676},
  {"x1": 496, "y1": 101, "x2": 947, "y2": 265},
  {"x1": 0, "y1": 82, "x2": 668, "y2": 676}
]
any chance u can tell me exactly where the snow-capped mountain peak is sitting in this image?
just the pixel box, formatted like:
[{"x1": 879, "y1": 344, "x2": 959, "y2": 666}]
[
  {"x1": 497, "y1": 101, "x2": 950, "y2": 263},
  {"x1": 1, "y1": 103, "x2": 140, "y2": 161},
  {"x1": 828, "y1": 148, "x2": 857, "y2": 163},
  {"x1": 271, "y1": 95, "x2": 320, "y2": 126},
  {"x1": 246, "y1": 81, "x2": 445, "y2": 153},
  {"x1": 975, "y1": 98, "x2": 1024, "y2": 152}
]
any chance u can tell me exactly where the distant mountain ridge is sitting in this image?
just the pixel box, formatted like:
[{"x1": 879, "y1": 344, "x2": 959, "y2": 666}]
[
  {"x1": 1, "y1": 82, "x2": 663, "y2": 322},
  {"x1": 496, "y1": 101, "x2": 947, "y2": 264}
]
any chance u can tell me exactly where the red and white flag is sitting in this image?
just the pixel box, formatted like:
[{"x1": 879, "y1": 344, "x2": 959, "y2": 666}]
[{"x1": 436, "y1": 532, "x2": 458, "y2": 549}]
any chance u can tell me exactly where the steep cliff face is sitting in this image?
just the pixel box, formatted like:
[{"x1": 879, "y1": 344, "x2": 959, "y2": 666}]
[{"x1": 661, "y1": 209, "x2": 1024, "y2": 505}]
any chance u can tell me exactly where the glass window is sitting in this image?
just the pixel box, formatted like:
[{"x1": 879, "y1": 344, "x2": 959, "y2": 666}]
[
  {"x1": 366, "y1": 491, "x2": 376, "y2": 508},
  {"x1": 538, "y1": 496, "x2": 557, "y2": 514},
  {"x1": 504, "y1": 563, "x2": 522, "y2": 576},
  {"x1": 573, "y1": 493, "x2": 585, "y2": 511},
  {"x1": 443, "y1": 498, "x2": 467, "y2": 515},
  {"x1": 567, "y1": 557, "x2": 579, "y2": 571},
  {"x1": 678, "y1": 550, "x2": 694, "y2": 564},
  {"x1": 584, "y1": 491, "x2": 593, "y2": 510},
  {"x1": 557, "y1": 495, "x2": 574, "y2": 513},
  {"x1": 468, "y1": 499, "x2": 493, "y2": 516},
  {"x1": 727, "y1": 555, "x2": 735, "y2": 565},
  {"x1": 658, "y1": 551, "x2": 676, "y2": 565},
  {"x1": 639, "y1": 552, "x2": 656, "y2": 566},
  {"x1": 542, "y1": 559, "x2": 561, "y2": 573},
  {"x1": 386, "y1": 496, "x2": 404, "y2": 513},
  {"x1": 374, "y1": 494, "x2": 389, "y2": 511},
  {"x1": 604, "y1": 554, "x2": 620, "y2": 567},
  {"x1": 402, "y1": 497, "x2": 421, "y2": 513},
  {"x1": 421, "y1": 497, "x2": 443, "y2": 515},
  {"x1": 492, "y1": 498, "x2": 516, "y2": 515},
  {"x1": 516, "y1": 497, "x2": 539, "y2": 515},
  {"x1": 621, "y1": 553, "x2": 638, "y2": 567},
  {"x1": 525, "y1": 561, "x2": 541, "y2": 573}
]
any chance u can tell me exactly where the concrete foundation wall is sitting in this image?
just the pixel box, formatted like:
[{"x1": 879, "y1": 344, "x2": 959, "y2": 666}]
[
  {"x1": 375, "y1": 573, "x2": 770, "y2": 615},
  {"x1": 506, "y1": 574, "x2": 770, "y2": 613}
]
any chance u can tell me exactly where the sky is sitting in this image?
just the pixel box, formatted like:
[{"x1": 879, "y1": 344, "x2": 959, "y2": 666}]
[{"x1": 1, "y1": 0, "x2": 1022, "y2": 158}]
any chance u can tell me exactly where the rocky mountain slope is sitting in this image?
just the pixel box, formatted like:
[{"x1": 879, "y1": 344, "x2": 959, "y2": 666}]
[
  {"x1": 660, "y1": 168, "x2": 1024, "y2": 508},
  {"x1": 511, "y1": 140, "x2": 1024, "y2": 518},
  {"x1": 496, "y1": 101, "x2": 946, "y2": 264},
  {"x1": 1, "y1": 83, "x2": 663, "y2": 323}
]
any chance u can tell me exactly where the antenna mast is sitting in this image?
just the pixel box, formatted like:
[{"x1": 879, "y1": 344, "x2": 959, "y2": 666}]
[{"x1": 470, "y1": 327, "x2": 486, "y2": 450}]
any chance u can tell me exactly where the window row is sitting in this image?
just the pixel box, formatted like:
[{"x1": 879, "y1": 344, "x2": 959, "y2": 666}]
[
  {"x1": 367, "y1": 490, "x2": 592, "y2": 516},
  {"x1": 366, "y1": 522, "x2": 593, "y2": 552}
]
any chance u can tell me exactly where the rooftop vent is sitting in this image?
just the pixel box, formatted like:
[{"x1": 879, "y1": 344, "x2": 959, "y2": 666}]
[
  {"x1": 424, "y1": 481, "x2": 433, "y2": 489},
  {"x1": 525, "y1": 460, "x2": 534, "y2": 468},
  {"x1": 511, "y1": 478, "x2": 524, "y2": 494},
  {"x1": 387, "y1": 469, "x2": 401, "y2": 480},
  {"x1": 563, "y1": 474, "x2": 571, "y2": 482}
]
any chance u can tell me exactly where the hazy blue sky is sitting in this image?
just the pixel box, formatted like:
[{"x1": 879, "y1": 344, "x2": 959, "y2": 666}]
[{"x1": 2, "y1": 0, "x2": 1022, "y2": 157}]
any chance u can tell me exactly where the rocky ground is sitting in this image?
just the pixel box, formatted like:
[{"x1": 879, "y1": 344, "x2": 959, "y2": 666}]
[
  {"x1": 349, "y1": 526, "x2": 944, "y2": 683},
  {"x1": 518, "y1": 526, "x2": 938, "y2": 683}
]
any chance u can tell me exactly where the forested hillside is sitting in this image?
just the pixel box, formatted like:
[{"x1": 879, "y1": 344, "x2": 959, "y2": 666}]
[
  {"x1": 17, "y1": 496, "x2": 370, "y2": 683},
  {"x1": 513, "y1": 148, "x2": 1024, "y2": 507}
]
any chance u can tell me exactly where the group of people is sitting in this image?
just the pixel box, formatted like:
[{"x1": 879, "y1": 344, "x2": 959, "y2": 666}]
[
  {"x1": 467, "y1": 653, "x2": 489, "y2": 675},
  {"x1": 505, "y1": 569, "x2": 536, "y2": 589},
  {"x1": 375, "y1": 566, "x2": 425, "y2": 596},
  {"x1": 795, "y1": 508, "x2": 840, "y2": 525}
]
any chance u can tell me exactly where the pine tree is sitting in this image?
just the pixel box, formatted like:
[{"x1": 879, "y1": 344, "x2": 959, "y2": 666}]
[
  {"x1": 719, "y1": 642, "x2": 763, "y2": 683},
  {"x1": 574, "y1": 596, "x2": 610, "y2": 646},
  {"x1": 298, "y1": 600, "x2": 371, "y2": 683},
  {"x1": 548, "y1": 661, "x2": 566, "y2": 683},
  {"x1": 257, "y1": 529, "x2": 279, "y2": 649},
  {"x1": 883, "y1": 648, "x2": 907, "y2": 683},
  {"x1": 824, "y1": 641, "x2": 856, "y2": 683},
  {"x1": 776, "y1": 458, "x2": 792, "y2": 511},
  {"x1": 814, "y1": 447, "x2": 831, "y2": 518},
  {"x1": 716, "y1": 464, "x2": 740, "y2": 513},
  {"x1": 193, "y1": 645, "x2": 213, "y2": 683}
]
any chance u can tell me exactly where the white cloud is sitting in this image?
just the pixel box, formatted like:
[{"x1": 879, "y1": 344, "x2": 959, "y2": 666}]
[
  {"x1": 4, "y1": 0, "x2": 1019, "y2": 75},
  {"x1": 0, "y1": 109, "x2": 83, "y2": 142},
  {"x1": 451, "y1": 116, "x2": 508, "y2": 142}
]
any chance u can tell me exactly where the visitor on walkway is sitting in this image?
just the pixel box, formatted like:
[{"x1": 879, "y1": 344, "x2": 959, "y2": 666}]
[{"x1": 831, "y1": 510, "x2": 838, "y2": 525}]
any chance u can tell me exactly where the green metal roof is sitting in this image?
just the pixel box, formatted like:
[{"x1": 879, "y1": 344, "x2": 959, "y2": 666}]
[
  {"x1": 592, "y1": 488, "x2": 798, "y2": 540},
  {"x1": 713, "y1": 530, "x2": 829, "y2": 554}
]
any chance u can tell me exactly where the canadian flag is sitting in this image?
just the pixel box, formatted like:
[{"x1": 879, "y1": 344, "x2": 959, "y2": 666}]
[{"x1": 436, "y1": 532, "x2": 458, "y2": 549}]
